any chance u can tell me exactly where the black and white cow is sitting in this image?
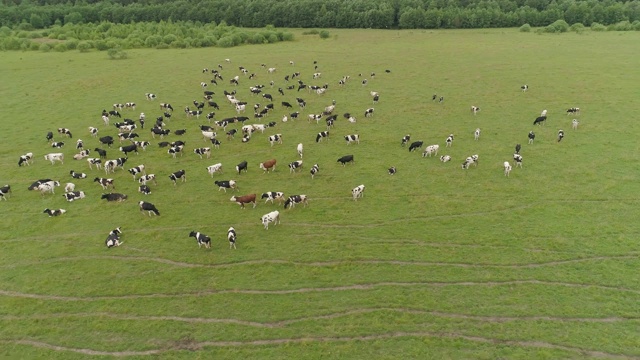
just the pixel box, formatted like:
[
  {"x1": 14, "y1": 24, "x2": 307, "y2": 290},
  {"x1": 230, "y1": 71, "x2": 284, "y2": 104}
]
[
  {"x1": 236, "y1": 161, "x2": 248, "y2": 174},
  {"x1": 106, "y1": 227, "x2": 123, "y2": 248},
  {"x1": 28, "y1": 179, "x2": 53, "y2": 191},
  {"x1": 43, "y1": 208, "x2": 66, "y2": 217},
  {"x1": 151, "y1": 127, "x2": 171, "y2": 138},
  {"x1": 513, "y1": 154, "x2": 523, "y2": 168},
  {"x1": 194, "y1": 147, "x2": 211, "y2": 159},
  {"x1": 63, "y1": 191, "x2": 86, "y2": 202},
  {"x1": 215, "y1": 180, "x2": 237, "y2": 192},
  {"x1": 94, "y1": 148, "x2": 107, "y2": 159},
  {"x1": 94, "y1": 177, "x2": 115, "y2": 190},
  {"x1": 422, "y1": 144, "x2": 439, "y2": 157},
  {"x1": 288, "y1": 160, "x2": 303, "y2": 173},
  {"x1": 169, "y1": 170, "x2": 186, "y2": 185},
  {"x1": 261, "y1": 191, "x2": 284, "y2": 204},
  {"x1": 189, "y1": 231, "x2": 211, "y2": 248},
  {"x1": 566, "y1": 107, "x2": 580, "y2": 115},
  {"x1": 401, "y1": 135, "x2": 410, "y2": 147},
  {"x1": 364, "y1": 108, "x2": 374, "y2": 117},
  {"x1": 139, "y1": 184, "x2": 151, "y2": 195},
  {"x1": 0, "y1": 185, "x2": 11, "y2": 200},
  {"x1": 70, "y1": 170, "x2": 87, "y2": 179},
  {"x1": 528, "y1": 131, "x2": 536, "y2": 144},
  {"x1": 138, "y1": 174, "x2": 157, "y2": 185},
  {"x1": 445, "y1": 134, "x2": 454, "y2": 147},
  {"x1": 89, "y1": 127, "x2": 99, "y2": 137},
  {"x1": 206, "y1": 163, "x2": 223, "y2": 177},
  {"x1": 168, "y1": 145, "x2": 184, "y2": 158},
  {"x1": 268, "y1": 134, "x2": 283, "y2": 146},
  {"x1": 310, "y1": 164, "x2": 319, "y2": 179},
  {"x1": 557, "y1": 129, "x2": 564, "y2": 142},
  {"x1": 58, "y1": 128, "x2": 73, "y2": 138},
  {"x1": 46, "y1": 131, "x2": 53, "y2": 142},
  {"x1": 316, "y1": 131, "x2": 329, "y2": 143},
  {"x1": 227, "y1": 227, "x2": 237, "y2": 249},
  {"x1": 388, "y1": 166, "x2": 396, "y2": 175},
  {"x1": 51, "y1": 141, "x2": 65, "y2": 148},
  {"x1": 408, "y1": 141, "x2": 423, "y2": 152},
  {"x1": 18, "y1": 152, "x2": 33, "y2": 166},
  {"x1": 145, "y1": 93, "x2": 157, "y2": 100},
  {"x1": 521, "y1": 85, "x2": 528, "y2": 92},
  {"x1": 352, "y1": 184, "x2": 365, "y2": 201},
  {"x1": 261, "y1": 210, "x2": 280, "y2": 230},
  {"x1": 344, "y1": 134, "x2": 359, "y2": 145},
  {"x1": 440, "y1": 155, "x2": 451, "y2": 163},
  {"x1": 139, "y1": 201, "x2": 160, "y2": 216},
  {"x1": 533, "y1": 116, "x2": 547, "y2": 126},
  {"x1": 128, "y1": 165, "x2": 145, "y2": 180},
  {"x1": 284, "y1": 194, "x2": 308, "y2": 209},
  {"x1": 337, "y1": 155, "x2": 354, "y2": 166},
  {"x1": 87, "y1": 158, "x2": 102, "y2": 170}
]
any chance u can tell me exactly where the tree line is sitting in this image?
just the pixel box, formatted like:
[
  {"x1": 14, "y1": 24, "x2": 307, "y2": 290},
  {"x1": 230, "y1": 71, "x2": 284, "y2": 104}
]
[{"x1": 2, "y1": 0, "x2": 640, "y2": 29}]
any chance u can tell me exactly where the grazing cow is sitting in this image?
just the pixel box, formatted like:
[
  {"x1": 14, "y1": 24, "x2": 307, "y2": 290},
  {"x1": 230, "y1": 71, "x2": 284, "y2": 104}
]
[
  {"x1": 422, "y1": 144, "x2": 439, "y2": 157},
  {"x1": 106, "y1": 227, "x2": 123, "y2": 248},
  {"x1": 0, "y1": 185, "x2": 11, "y2": 200},
  {"x1": 316, "y1": 131, "x2": 329, "y2": 143},
  {"x1": 109, "y1": 110, "x2": 121, "y2": 118},
  {"x1": 94, "y1": 177, "x2": 115, "y2": 189},
  {"x1": 471, "y1": 106, "x2": 480, "y2": 115},
  {"x1": 236, "y1": 161, "x2": 248, "y2": 174},
  {"x1": 474, "y1": 128, "x2": 481, "y2": 141},
  {"x1": 43, "y1": 208, "x2": 66, "y2": 217},
  {"x1": 408, "y1": 141, "x2": 423, "y2": 152},
  {"x1": 194, "y1": 147, "x2": 211, "y2": 159},
  {"x1": 388, "y1": 166, "x2": 396, "y2": 175},
  {"x1": 282, "y1": 101, "x2": 292, "y2": 108},
  {"x1": 337, "y1": 154, "x2": 354, "y2": 166},
  {"x1": 58, "y1": 128, "x2": 73, "y2": 138},
  {"x1": 145, "y1": 93, "x2": 157, "y2": 100},
  {"x1": 64, "y1": 183, "x2": 75, "y2": 192},
  {"x1": 128, "y1": 165, "x2": 145, "y2": 180},
  {"x1": 99, "y1": 136, "x2": 114, "y2": 147},
  {"x1": 51, "y1": 141, "x2": 65, "y2": 148},
  {"x1": 175, "y1": 129, "x2": 187, "y2": 136},
  {"x1": 440, "y1": 155, "x2": 451, "y2": 163},
  {"x1": 284, "y1": 194, "x2": 308, "y2": 209},
  {"x1": 352, "y1": 185, "x2": 365, "y2": 201},
  {"x1": 44, "y1": 153, "x2": 64, "y2": 165},
  {"x1": 288, "y1": 160, "x2": 303, "y2": 173},
  {"x1": 94, "y1": 148, "x2": 107, "y2": 159},
  {"x1": 566, "y1": 107, "x2": 580, "y2": 115},
  {"x1": 125, "y1": 102, "x2": 136, "y2": 110},
  {"x1": 345, "y1": 134, "x2": 360, "y2": 145},
  {"x1": 439, "y1": 96, "x2": 444, "y2": 103},
  {"x1": 215, "y1": 180, "x2": 237, "y2": 192},
  {"x1": 119, "y1": 144, "x2": 138, "y2": 155},
  {"x1": 515, "y1": 143, "x2": 521, "y2": 154},
  {"x1": 504, "y1": 161, "x2": 512, "y2": 177},
  {"x1": 18, "y1": 152, "x2": 33, "y2": 166},
  {"x1": 533, "y1": 116, "x2": 547, "y2": 126},
  {"x1": 290, "y1": 111, "x2": 300, "y2": 120},
  {"x1": 70, "y1": 170, "x2": 87, "y2": 179},
  {"x1": 513, "y1": 154, "x2": 523, "y2": 168},
  {"x1": 63, "y1": 191, "x2": 86, "y2": 202},
  {"x1": 160, "y1": 103, "x2": 173, "y2": 111},
  {"x1": 261, "y1": 210, "x2": 280, "y2": 229},
  {"x1": 113, "y1": 103, "x2": 124, "y2": 111},
  {"x1": 521, "y1": 85, "x2": 528, "y2": 92},
  {"x1": 227, "y1": 227, "x2": 237, "y2": 249},
  {"x1": 572, "y1": 119, "x2": 579, "y2": 130},
  {"x1": 168, "y1": 145, "x2": 184, "y2": 158},
  {"x1": 445, "y1": 134, "x2": 454, "y2": 147},
  {"x1": 231, "y1": 193, "x2": 257, "y2": 209},
  {"x1": 139, "y1": 201, "x2": 160, "y2": 216},
  {"x1": 87, "y1": 158, "x2": 102, "y2": 170},
  {"x1": 262, "y1": 191, "x2": 285, "y2": 204},
  {"x1": 306, "y1": 163, "x2": 318, "y2": 179},
  {"x1": 528, "y1": 131, "x2": 536, "y2": 144},
  {"x1": 189, "y1": 231, "x2": 211, "y2": 249},
  {"x1": 169, "y1": 170, "x2": 186, "y2": 185},
  {"x1": 260, "y1": 159, "x2": 277, "y2": 173},
  {"x1": 461, "y1": 154, "x2": 479, "y2": 169},
  {"x1": 37, "y1": 180, "x2": 60, "y2": 196},
  {"x1": 28, "y1": 179, "x2": 53, "y2": 191},
  {"x1": 557, "y1": 129, "x2": 565, "y2": 142},
  {"x1": 225, "y1": 129, "x2": 237, "y2": 140},
  {"x1": 139, "y1": 184, "x2": 151, "y2": 195},
  {"x1": 151, "y1": 127, "x2": 171, "y2": 138},
  {"x1": 102, "y1": 115, "x2": 110, "y2": 126},
  {"x1": 364, "y1": 108, "x2": 374, "y2": 117},
  {"x1": 89, "y1": 127, "x2": 99, "y2": 137},
  {"x1": 133, "y1": 141, "x2": 150, "y2": 151},
  {"x1": 138, "y1": 174, "x2": 157, "y2": 185},
  {"x1": 401, "y1": 135, "x2": 411, "y2": 147},
  {"x1": 46, "y1": 131, "x2": 53, "y2": 142},
  {"x1": 268, "y1": 134, "x2": 283, "y2": 146}
]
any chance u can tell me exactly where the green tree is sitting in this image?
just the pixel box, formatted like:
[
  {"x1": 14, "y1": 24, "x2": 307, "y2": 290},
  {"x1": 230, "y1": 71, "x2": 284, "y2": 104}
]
[
  {"x1": 30, "y1": 13, "x2": 44, "y2": 29},
  {"x1": 64, "y1": 12, "x2": 83, "y2": 25}
]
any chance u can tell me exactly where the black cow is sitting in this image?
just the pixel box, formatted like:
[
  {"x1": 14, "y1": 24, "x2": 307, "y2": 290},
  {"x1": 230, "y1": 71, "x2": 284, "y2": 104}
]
[
  {"x1": 533, "y1": 116, "x2": 547, "y2": 126},
  {"x1": 316, "y1": 131, "x2": 329, "y2": 143},
  {"x1": 236, "y1": 161, "x2": 248, "y2": 174},
  {"x1": 214, "y1": 180, "x2": 237, "y2": 192},
  {"x1": 169, "y1": 170, "x2": 186, "y2": 185},
  {"x1": 337, "y1": 155, "x2": 354, "y2": 166},
  {"x1": 401, "y1": 135, "x2": 411, "y2": 147},
  {"x1": 99, "y1": 136, "x2": 114, "y2": 147},
  {"x1": 119, "y1": 144, "x2": 138, "y2": 155},
  {"x1": 408, "y1": 141, "x2": 423, "y2": 152},
  {"x1": 101, "y1": 193, "x2": 128, "y2": 202},
  {"x1": 139, "y1": 201, "x2": 160, "y2": 216},
  {"x1": 174, "y1": 129, "x2": 187, "y2": 136},
  {"x1": 189, "y1": 231, "x2": 211, "y2": 248}
]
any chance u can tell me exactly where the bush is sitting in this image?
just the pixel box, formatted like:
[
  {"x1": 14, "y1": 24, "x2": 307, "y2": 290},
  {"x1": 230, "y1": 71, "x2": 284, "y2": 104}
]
[
  {"x1": 610, "y1": 21, "x2": 633, "y2": 31},
  {"x1": 281, "y1": 32, "x2": 294, "y2": 41},
  {"x1": 519, "y1": 23, "x2": 531, "y2": 32},
  {"x1": 591, "y1": 22, "x2": 606, "y2": 31},
  {"x1": 16, "y1": 31, "x2": 28, "y2": 38},
  {"x1": 107, "y1": 46, "x2": 127, "y2": 59},
  {"x1": 66, "y1": 38, "x2": 79, "y2": 50},
  {"x1": 28, "y1": 32, "x2": 42, "y2": 39},
  {"x1": 545, "y1": 20, "x2": 569, "y2": 33},
  {"x1": 29, "y1": 42, "x2": 40, "y2": 51},
  {"x1": 155, "y1": 43, "x2": 169, "y2": 49},
  {"x1": 16, "y1": 22, "x2": 33, "y2": 31},
  {"x1": 570, "y1": 23, "x2": 585, "y2": 33},
  {"x1": 39, "y1": 43, "x2": 52, "y2": 52},
  {"x1": 633, "y1": 20, "x2": 640, "y2": 31},
  {"x1": 217, "y1": 36, "x2": 235, "y2": 47},
  {"x1": 319, "y1": 30, "x2": 330, "y2": 39},
  {"x1": 0, "y1": 26, "x2": 12, "y2": 36},
  {"x1": 94, "y1": 40, "x2": 109, "y2": 50},
  {"x1": 302, "y1": 29, "x2": 319, "y2": 35},
  {"x1": 3, "y1": 37, "x2": 21, "y2": 50},
  {"x1": 54, "y1": 43, "x2": 67, "y2": 52},
  {"x1": 77, "y1": 41, "x2": 91, "y2": 52}
]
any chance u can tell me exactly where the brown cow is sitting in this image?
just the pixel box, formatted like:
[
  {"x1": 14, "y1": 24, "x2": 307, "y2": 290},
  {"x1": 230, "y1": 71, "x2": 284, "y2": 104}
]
[
  {"x1": 259, "y1": 159, "x2": 277, "y2": 173},
  {"x1": 230, "y1": 193, "x2": 257, "y2": 209}
]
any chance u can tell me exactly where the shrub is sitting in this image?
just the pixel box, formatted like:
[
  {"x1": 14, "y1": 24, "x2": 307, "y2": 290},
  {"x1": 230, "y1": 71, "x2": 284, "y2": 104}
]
[
  {"x1": 0, "y1": 26, "x2": 12, "y2": 36},
  {"x1": 77, "y1": 41, "x2": 91, "y2": 52},
  {"x1": 39, "y1": 43, "x2": 52, "y2": 52},
  {"x1": 57, "y1": 34, "x2": 67, "y2": 40},
  {"x1": 281, "y1": 32, "x2": 294, "y2": 41},
  {"x1": 319, "y1": 30, "x2": 330, "y2": 39},
  {"x1": 519, "y1": 23, "x2": 531, "y2": 32},
  {"x1": 16, "y1": 22, "x2": 33, "y2": 31},
  {"x1": 29, "y1": 42, "x2": 40, "y2": 51},
  {"x1": 591, "y1": 22, "x2": 606, "y2": 31},
  {"x1": 163, "y1": 34, "x2": 177, "y2": 45},
  {"x1": 94, "y1": 40, "x2": 109, "y2": 51},
  {"x1": 3, "y1": 37, "x2": 21, "y2": 50},
  {"x1": 16, "y1": 31, "x2": 28, "y2": 38},
  {"x1": 545, "y1": 20, "x2": 569, "y2": 33},
  {"x1": 217, "y1": 36, "x2": 234, "y2": 47},
  {"x1": 54, "y1": 43, "x2": 67, "y2": 52},
  {"x1": 570, "y1": 23, "x2": 585, "y2": 33},
  {"x1": 267, "y1": 33, "x2": 279, "y2": 43},
  {"x1": 66, "y1": 38, "x2": 79, "y2": 50},
  {"x1": 156, "y1": 43, "x2": 169, "y2": 49},
  {"x1": 611, "y1": 21, "x2": 633, "y2": 31},
  {"x1": 107, "y1": 46, "x2": 127, "y2": 59},
  {"x1": 633, "y1": 20, "x2": 640, "y2": 31},
  {"x1": 28, "y1": 32, "x2": 42, "y2": 39},
  {"x1": 302, "y1": 29, "x2": 319, "y2": 35}
]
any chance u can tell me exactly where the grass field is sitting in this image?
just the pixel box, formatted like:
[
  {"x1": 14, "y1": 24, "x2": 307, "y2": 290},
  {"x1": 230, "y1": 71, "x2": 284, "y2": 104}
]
[{"x1": 0, "y1": 28, "x2": 639, "y2": 359}]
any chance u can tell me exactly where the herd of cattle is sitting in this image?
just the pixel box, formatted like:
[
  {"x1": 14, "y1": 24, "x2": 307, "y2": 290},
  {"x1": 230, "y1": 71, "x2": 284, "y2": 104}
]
[{"x1": 6, "y1": 58, "x2": 582, "y2": 249}]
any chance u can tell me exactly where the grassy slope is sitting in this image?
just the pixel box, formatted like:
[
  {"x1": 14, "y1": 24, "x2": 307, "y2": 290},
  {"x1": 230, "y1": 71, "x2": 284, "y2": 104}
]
[{"x1": 0, "y1": 29, "x2": 639, "y2": 358}]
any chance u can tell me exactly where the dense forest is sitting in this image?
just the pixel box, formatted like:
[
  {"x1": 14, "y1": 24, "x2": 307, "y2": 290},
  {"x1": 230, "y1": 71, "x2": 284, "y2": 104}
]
[{"x1": 1, "y1": 0, "x2": 640, "y2": 29}]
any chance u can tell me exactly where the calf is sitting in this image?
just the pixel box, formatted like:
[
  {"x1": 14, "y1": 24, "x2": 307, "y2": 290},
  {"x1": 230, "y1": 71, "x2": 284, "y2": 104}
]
[
  {"x1": 227, "y1": 227, "x2": 237, "y2": 249},
  {"x1": 268, "y1": 134, "x2": 283, "y2": 146},
  {"x1": 401, "y1": 135, "x2": 410, "y2": 147},
  {"x1": 388, "y1": 166, "x2": 396, "y2": 175},
  {"x1": 194, "y1": 147, "x2": 212, "y2": 159},
  {"x1": 515, "y1": 143, "x2": 521, "y2": 154},
  {"x1": 528, "y1": 131, "x2": 535, "y2": 144},
  {"x1": 236, "y1": 161, "x2": 248, "y2": 174},
  {"x1": 557, "y1": 129, "x2": 564, "y2": 142},
  {"x1": 46, "y1": 131, "x2": 53, "y2": 142},
  {"x1": 445, "y1": 134, "x2": 454, "y2": 147},
  {"x1": 106, "y1": 227, "x2": 123, "y2": 248},
  {"x1": 189, "y1": 231, "x2": 211, "y2": 249},
  {"x1": 119, "y1": 144, "x2": 138, "y2": 155},
  {"x1": 0, "y1": 185, "x2": 11, "y2": 200},
  {"x1": 94, "y1": 177, "x2": 115, "y2": 190},
  {"x1": 215, "y1": 180, "x2": 237, "y2": 192},
  {"x1": 310, "y1": 164, "x2": 319, "y2": 179},
  {"x1": 87, "y1": 158, "x2": 102, "y2": 170},
  {"x1": 260, "y1": 159, "x2": 277, "y2": 173},
  {"x1": 316, "y1": 131, "x2": 329, "y2": 143},
  {"x1": 284, "y1": 194, "x2": 308, "y2": 209},
  {"x1": 352, "y1": 184, "x2": 365, "y2": 201},
  {"x1": 504, "y1": 161, "x2": 512, "y2": 177},
  {"x1": 63, "y1": 191, "x2": 86, "y2": 202},
  {"x1": 513, "y1": 154, "x2": 523, "y2": 168},
  {"x1": 344, "y1": 134, "x2": 359, "y2": 145},
  {"x1": 139, "y1": 201, "x2": 160, "y2": 216},
  {"x1": 70, "y1": 170, "x2": 87, "y2": 179},
  {"x1": 337, "y1": 155, "x2": 354, "y2": 166},
  {"x1": 94, "y1": 148, "x2": 107, "y2": 159},
  {"x1": 440, "y1": 155, "x2": 451, "y2": 163},
  {"x1": 169, "y1": 170, "x2": 186, "y2": 185},
  {"x1": 461, "y1": 155, "x2": 479, "y2": 169},
  {"x1": 44, "y1": 153, "x2": 64, "y2": 165},
  {"x1": 18, "y1": 152, "x2": 33, "y2": 166},
  {"x1": 471, "y1": 106, "x2": 480, "y2": 115},
  {"x1": 521, "y1": 84, "x2": 528, "y2": 92},
  {"x1": 572, "y1": 119, "x2": 579, "y2": 130},
  {"x1": 408, "y1": 141, "x2": 423, "y2": 152},
  {"x1": 168, "y1": 145, "x2": 184, "y2": 158},
  {"x1": 43, "y1": 208, "x2": 66, "y2": 217},
  {"x1": 230, "y1": 193, "x2": 257, "y2": 209},
  {"x1": 364, "y1": 108, "x2": 374, "y2": 117},
  {"x1": 289, "y1": 160, "x2": 303, "y2": 173},
  {"x1": 261, "y1": 210, "x2": 280, "y2": 229},
  {"x1": 261, "y1": 191, "x2": 284, "y2": 204},
  {"x1": 474, "y1": 128, "x2": 481, "y2": 141},
  {"x1": 51, "y1": 141, "x2": 65, "y2": 148},
  {"x1": 89, "y1": 127, "x2": 99, "y2": 137},
  {"x1": 422, "y1": 144, "x2": 439, "y2": 157},
  {"x1": 128, "y1": 165, "x2": 145, "y2": 180},
  {"x1": 139, "y1": 184, "x2": 151, "y2": 195}
]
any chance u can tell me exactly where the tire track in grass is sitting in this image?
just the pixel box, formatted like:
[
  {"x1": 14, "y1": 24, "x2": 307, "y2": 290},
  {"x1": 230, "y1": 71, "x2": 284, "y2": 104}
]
[
  {"x1": 2, "y1": 254, "x2": 637, "y2": 270},
  {"x1": 1, "y1": 280, "x2": 638, "y2": 301},
  {"x1": 7, "y1": 332, "x2": 639, "y2": 359}
]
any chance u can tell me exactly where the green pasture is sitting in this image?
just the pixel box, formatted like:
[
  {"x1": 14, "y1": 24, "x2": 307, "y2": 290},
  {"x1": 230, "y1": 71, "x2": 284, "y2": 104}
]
[{"x1": 0, "y1": 28, "x2": 639, "y2": 359}]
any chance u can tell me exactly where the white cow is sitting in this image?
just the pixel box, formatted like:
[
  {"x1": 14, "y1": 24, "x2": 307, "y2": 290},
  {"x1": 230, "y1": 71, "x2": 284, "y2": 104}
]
[
  {"x1": 44, "y1": 153, "x2": 64, "y2": 165},
  {"x1": 261, "y1": 210, "x2": 280, "y2": 230},
  {"x1": 474, "y1": 128, "x2": 481, "y2": 141},
  {"x1": 207, "y1": 163, "x2": 223, "y2": 177},
  {"x1": 504, "y1": 161, "x2": 512, "y2": 177},
  {"x1": 352, "y1": 184, "x2": 365, "y2": 201},
  {"x1": 297, "y1": 143, "x2": 303, "y2": 158},
  {"x1": 422, "y1": 144, "x2": 439, "y2": 157}
]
